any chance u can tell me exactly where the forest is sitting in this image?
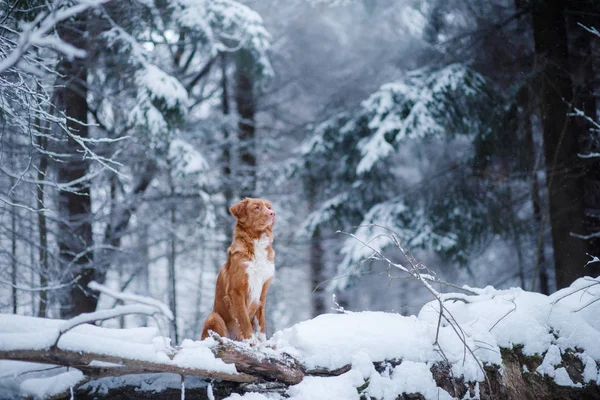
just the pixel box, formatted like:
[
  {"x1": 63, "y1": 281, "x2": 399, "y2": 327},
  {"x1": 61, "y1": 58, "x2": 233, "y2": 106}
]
[{"x1": 0, "y1": 0, "x2": 599, "y2": 399}]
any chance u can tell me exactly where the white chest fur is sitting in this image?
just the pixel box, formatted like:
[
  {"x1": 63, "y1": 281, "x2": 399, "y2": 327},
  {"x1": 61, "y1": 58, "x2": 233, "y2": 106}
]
[{"x1": 246, "y1": 234, "x2": 275, "y2": 305}]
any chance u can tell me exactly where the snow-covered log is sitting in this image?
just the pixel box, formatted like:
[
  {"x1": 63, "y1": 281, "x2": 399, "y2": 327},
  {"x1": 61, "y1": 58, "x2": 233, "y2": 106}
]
[
  {"x1": 0, "y1": 336, "x2": 305, "y2": 385},
  {"x1": 2, "y1": 277, "x2": 600, "y2": 399}
]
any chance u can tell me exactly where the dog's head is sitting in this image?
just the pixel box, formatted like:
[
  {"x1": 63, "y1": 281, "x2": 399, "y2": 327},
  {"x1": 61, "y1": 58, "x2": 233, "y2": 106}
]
[{"x1": 230, "y1": 198, "x2": 276, "y2": 232}]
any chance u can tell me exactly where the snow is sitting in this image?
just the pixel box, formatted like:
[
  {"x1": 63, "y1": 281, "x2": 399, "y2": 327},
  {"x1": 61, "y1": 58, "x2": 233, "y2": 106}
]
[
  {"x1": 271, "y1": 312, "x2": 438, "y2": 371},
  {"x1": 271, "y1": 279, "x2": 600, "y2": 390},
  {"x1": 1, "y1": 278, "x2": 599, "y2": 398},
  {"x1": 137, "y1": 64, "x2": 188, "y2": 111},
  {"x1": 0, "y1": 313, "x2": 237, "y2": 390},
  {"x1": 174, "y1": 339, "x2": 237, "y2": 373},
  {"x1": 169, "y1": 139, "x2": 210, "y2": 176},
  {"x1": 89, "y1": 281, "x2": 175, "y2": 320},
  {"x1": 348, "y1": 64, "x2": 488, "y2": 174},
  {"x1": 172, "y1": 0, "x2": 273, "y2": 77},
  {"x1": 224, "y1": 393, "x2": 273, "y2": 400},
  {"x1": 287, "y1": 370, "x2": 364, "y2": 400},
  {"x1": 19, "y1": 369, "x2": 84, "y2": 400},
  {"x1": 389, "y1": 361, "x2": 453, "y2": 400}
]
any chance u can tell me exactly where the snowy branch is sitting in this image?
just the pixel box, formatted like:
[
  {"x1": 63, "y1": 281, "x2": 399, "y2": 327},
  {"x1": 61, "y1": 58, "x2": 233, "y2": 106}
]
[
  {"x1": 578, "y1": 23, "x2": 600, "y2": 39},
  {"x1": 51, "y1": 304, "x2": 169, "y2": 348},
  {"x1": 0, "y1": 0, "x2": 110, "y2": 74},
  {"x1": 339, "y1": 225, "x2": 490, "y2": 385},
  {"x1": 88, "y1": 281, "x2": 174, "y2": 321}
]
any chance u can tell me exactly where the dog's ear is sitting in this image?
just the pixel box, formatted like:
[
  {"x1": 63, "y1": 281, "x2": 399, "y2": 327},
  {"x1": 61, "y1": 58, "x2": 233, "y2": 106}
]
[{"x1": 230, "y1": 198, "x2": 249, "y2": 223}]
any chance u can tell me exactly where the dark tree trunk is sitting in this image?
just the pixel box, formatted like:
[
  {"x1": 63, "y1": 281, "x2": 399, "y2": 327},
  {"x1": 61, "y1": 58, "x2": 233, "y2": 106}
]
[
  {"x1": 567, "y1": 3, "x2": 600, "y2": 274},
  {"x1": 518, "y1": 85, "x2": 550, "y2": 294},
  {"x1": 56, "y1": 14, "x2": 96, "y2": 318},
  {"x1": 531, "y1": 0, "x2": 589, "y2": 289},
  {"x1": 235, "y1": 49, "x2": 257, "y2": 198},
  {"x1": 513, "y1": 0, "x2": 550, "y2": 294},
  {"x1": 37, "y1": 133, "x2": 49, "y2": 316},
  {"x1": 11, "y1": 174, "x2": 17, "y2": 314},
  {"x1": 307, "y1": 183, "x2": 326, "y2": 316},
  {"x1": 221, "y1": 52, "x2": 235, "y2": 245},
  {"x1": 310, "y1": 226, "x2": 326, "y2": 317},
  {"x1": 167, "y1": 170, "x2": 179, "y2": 344}
]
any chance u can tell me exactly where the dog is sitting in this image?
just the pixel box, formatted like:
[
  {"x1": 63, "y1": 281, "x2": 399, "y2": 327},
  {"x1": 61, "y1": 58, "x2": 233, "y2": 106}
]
[{"x1": 201, "y1": 198, "x2": 276, "y2": 341}]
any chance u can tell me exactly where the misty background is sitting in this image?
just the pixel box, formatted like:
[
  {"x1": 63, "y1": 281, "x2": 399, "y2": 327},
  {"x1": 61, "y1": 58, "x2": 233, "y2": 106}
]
[{"x1": 0, "y1": 0, "x2": 599, "y2": 341}]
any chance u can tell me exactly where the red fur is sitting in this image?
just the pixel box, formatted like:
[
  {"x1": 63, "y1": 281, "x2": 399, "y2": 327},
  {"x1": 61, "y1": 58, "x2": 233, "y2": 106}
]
[{"x1": 201, "y1": 198, "x2": 276, "y2": 341}]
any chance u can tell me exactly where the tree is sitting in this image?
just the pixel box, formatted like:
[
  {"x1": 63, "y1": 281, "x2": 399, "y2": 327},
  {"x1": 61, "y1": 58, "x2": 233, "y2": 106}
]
[
  {"x1": 531, "y1": 0, "x2": 591, "y2": 289},
  {"x1": 55, "y1": 12, "x2": 96, "y2": 318},
  {"x1": 299, "y1": 64, "x2": 523, "y2": 293}
]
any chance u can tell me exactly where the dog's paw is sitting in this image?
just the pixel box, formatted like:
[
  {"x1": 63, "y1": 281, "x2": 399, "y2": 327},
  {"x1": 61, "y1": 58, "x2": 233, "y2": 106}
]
[{"x1": 244, "y1": 333, "x2": 267, "y2": 348}]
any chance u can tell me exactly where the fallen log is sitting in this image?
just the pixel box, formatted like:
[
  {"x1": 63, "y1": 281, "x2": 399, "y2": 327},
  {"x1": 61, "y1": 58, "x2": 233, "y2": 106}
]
[
  {"x1": 0, "y1": 338, "x2": 305, "y2": 386},
  {"x1": 0, "y1": 347, "x2": 257, "y2": 383},
  {"x1": 212, "y1": 336, "x2": 305, "y2": 384}
]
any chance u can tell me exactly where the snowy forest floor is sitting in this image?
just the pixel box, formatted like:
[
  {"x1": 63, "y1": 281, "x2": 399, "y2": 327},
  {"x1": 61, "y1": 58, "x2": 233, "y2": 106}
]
[{"x1": 1, "y1": 277, "x2": 599, "y2": 400}]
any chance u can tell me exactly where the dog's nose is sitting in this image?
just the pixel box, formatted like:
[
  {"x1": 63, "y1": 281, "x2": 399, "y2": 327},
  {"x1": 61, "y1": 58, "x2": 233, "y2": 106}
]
[{"x1": 269, "y1": 210, "x2": 275, "y2": 216}]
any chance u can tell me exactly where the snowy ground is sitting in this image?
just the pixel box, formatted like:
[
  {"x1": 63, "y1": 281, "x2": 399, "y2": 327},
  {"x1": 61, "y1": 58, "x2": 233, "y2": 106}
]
[{"x1": 0, "y1": 277, "x2": 599, "y2": 399}]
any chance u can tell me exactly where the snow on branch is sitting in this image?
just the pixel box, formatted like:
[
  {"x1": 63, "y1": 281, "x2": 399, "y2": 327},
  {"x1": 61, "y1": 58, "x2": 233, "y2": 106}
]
[
  {"x1": 0, "y1": 0, "x2": 110, "y2": 74},
  {"x1": 579, "y1": 23, "x2": 600, "y2": 39},
  {"x1": 0, "y1": 283, "x2": 305, "y2": 392},
  {"x1": 88, "y1": 280, "x2": 174, "y2": 320},
  {"x1": 52, "y1": 304, "x2": 170, "y2": 348}
]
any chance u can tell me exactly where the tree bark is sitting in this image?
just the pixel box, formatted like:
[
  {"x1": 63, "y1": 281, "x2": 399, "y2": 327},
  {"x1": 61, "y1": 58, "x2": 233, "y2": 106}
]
[
  {"x1": 567, "y1": 2, "x2": 600, "y2": 275},
  {"x1": 0, "y1": 337, "x2": 305, "y2": 385},
  {"x1": 221, "y1": 53, "x2": 235, "y2": 246},
  {"x1": 531, "y1": 0, "x2": 589, "y2": 289},
  {"x1": 235, "y1": 49, "x2": 257, "y2": 198},
  {"x1": 167, "y1": 169, "x2": 179, "y2": 344},
  {"x1": 518, "y1": 85, "x2": 550, "y2": 294},
  {"x1": 310, "y1": 226, "x2": 326, "y2": 316},
  {"x1": 36, "y1": 130, "x2": 50, "y2": 317},
  {"x1": 55, "y1": 14, "x2": 95, "y2": 318},
  {"x1": 3, "y1": 344, "x2": 599, "y2": 400},
  {"x1": 10, "y1": 152, "x2": 18, "y2": 314}
]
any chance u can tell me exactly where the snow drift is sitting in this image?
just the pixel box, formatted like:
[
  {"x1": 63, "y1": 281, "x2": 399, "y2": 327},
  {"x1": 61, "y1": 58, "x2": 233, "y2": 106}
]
[{"x1": 0, "y1": 277, "x2": 599, "y2": 399}]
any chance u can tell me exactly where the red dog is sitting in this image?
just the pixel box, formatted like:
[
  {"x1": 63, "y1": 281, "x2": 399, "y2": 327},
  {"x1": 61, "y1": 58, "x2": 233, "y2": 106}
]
[{"x1": 201, "y1": 198, "x2": 276, "y2": 341}]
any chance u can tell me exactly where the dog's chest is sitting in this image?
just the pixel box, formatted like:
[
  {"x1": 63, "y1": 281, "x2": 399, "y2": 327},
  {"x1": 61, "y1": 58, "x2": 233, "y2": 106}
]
[{"x1": 246, "y1": 234, "x2": 274, "y2": 305}]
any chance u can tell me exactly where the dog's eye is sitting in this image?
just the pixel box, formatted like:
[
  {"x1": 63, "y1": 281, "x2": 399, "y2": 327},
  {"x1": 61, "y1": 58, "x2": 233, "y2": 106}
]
[{"x1": 255, "y1": 206, "x2": 260, "y2": 210}]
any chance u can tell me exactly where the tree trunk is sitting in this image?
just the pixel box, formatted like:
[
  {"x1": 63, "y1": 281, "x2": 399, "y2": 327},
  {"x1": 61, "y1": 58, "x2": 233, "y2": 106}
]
[
  {"x1": 221, "y1": 53, "x2": 235, "y2": 245},
  {"x1": 37, "y1": 131, "x2": 49, "y2": 317},
  {"x1": 10, "y1": 165, "x2": 18, "y2": 314},
  {"x1": 138, "y1": 223, "x2": 151, "y2": 327},
  {"x1": 310, "y1": 226, "x2": 326, "y2": 317},
  {"x1": 518, "y1": 85, "x2": 550, "y2": 294},
  {"x1": 167, "y1": 171, "x2": 179, "y2": 344},
  {"x1": 567, "y1": 4, "x2": 600, "y2": 275},
  {"x1": 55, "y1": 13, "x2": 95, "y2": 318},
  {"x1": 531, "y1": 0, "x2": 589, "y2": 289},
  {"x1": 235, "y1": 49, "x2": 257, "y2": 198}
]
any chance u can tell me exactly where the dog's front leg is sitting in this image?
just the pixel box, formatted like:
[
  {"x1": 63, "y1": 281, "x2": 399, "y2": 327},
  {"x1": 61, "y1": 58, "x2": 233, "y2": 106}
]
[
  {"x1": 255, "y1": 278, "x2": 272, "y2": 341},
  {"x1": 229, "y1": 289, "x2": 253, "y2": 340}
]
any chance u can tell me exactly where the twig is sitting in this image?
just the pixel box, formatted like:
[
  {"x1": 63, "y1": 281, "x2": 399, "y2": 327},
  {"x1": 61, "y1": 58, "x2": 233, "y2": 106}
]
[
  {"x1": 489, "y1": 299, "x2": 517, "y2": 332},
  {"x1": 339, "y1": 225, "x2": 493, "y2": 397}
]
